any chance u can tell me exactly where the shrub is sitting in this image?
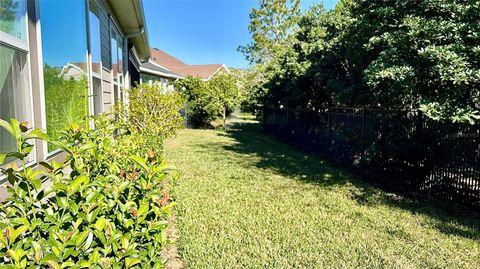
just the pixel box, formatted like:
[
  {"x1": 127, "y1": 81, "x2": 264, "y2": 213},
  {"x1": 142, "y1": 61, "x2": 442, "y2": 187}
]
[
  {"x1": 0, "y1": 117, "x2": 178, "y2": 268},
  {"x1": 121, "y1": 83, "x2": 184, "y2": 140},
  {"x1": 175, "y1": 76, "x2": 218, "y2": 128},
  {"x1": 175, "y1": 74, "x2": 242, "y2": 128},
  {"x1": 116, "y1": 83, "x2": 184, "y2": 157}
]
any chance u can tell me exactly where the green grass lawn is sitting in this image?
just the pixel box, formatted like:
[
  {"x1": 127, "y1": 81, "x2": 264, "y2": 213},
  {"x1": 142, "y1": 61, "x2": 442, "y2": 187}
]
[{"x1": 164, "y1": 113, "x2": 480, "y2": 269}]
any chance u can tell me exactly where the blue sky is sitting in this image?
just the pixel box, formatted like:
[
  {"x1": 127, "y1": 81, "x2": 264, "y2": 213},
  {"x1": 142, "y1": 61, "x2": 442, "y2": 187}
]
[{"x1": 143, "y1": 0, "x2": 339, "y2": 68}]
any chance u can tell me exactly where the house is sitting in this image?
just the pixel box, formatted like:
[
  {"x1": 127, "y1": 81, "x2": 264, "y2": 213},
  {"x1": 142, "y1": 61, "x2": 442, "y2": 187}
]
[
  {"x1": 0, "y1": 0, "x2": 151, "y2": 199},
  {"x1": 139, "y1": 60, "x2": 182, "y2": 92},
  {"x1": 139, "y1": 48, "x2": 230, "y2": 84}
]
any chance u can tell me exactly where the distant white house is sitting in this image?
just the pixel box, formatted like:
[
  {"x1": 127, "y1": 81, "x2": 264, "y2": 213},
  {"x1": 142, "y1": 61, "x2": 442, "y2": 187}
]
[{"x1": 59, "y1": 63, "x2": 87, "y2": 80}]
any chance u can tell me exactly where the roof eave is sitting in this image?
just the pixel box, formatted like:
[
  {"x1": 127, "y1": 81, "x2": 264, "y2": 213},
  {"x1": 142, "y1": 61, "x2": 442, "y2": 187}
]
[
  {"x1": 139, "y1": 66, "x2": 183, "y2": 80},
  {"x1": 107, "y1": 0, "x2": 150, "y2": 62}
]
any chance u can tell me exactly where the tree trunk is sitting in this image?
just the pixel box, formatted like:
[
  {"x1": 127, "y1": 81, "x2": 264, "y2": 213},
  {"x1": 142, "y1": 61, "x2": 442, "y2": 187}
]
[{"x1": 222, "y1": 107, "x2": 226, "y2": 129}]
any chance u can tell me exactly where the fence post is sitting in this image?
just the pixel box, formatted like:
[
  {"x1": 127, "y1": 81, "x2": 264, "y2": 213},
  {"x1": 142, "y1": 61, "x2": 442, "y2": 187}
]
[
  {"x1": 327, "y1": 111, "x2": 331, "y2": 155},
  {"x1": 361, "y1": 109, "x2": 366, "y2": 141},
  {"x1": 361, "y1": 108, "x2": 366, "y2": 159},
  {"x1": 272, "y1": 107, "x2": 275, "y2": 133}
]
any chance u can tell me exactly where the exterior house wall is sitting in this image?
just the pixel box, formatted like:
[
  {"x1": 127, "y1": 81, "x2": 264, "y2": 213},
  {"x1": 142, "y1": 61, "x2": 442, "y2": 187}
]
[{"x1": 0, "y1": 0, "x2": 148, "y2": 201}]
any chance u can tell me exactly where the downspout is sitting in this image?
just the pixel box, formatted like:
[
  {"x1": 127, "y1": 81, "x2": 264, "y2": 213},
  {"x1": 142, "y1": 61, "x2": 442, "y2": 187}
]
[
  {"x1": 124, "y1": 27, "x2": 145, "y2": 58},
  {"x1": 123, "y1": 27, "x2": 145, "y2": 90}
]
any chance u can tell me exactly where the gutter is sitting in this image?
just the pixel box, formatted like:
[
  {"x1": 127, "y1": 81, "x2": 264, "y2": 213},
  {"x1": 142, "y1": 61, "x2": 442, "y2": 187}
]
[
  {"x1": 124, "y1": 27, "x2": 147, "y2": 70},
  {"x1": 107, "y1": 0, "x2": 150, "y2": 62},
  {"x1": 139, "y1": 65, "x2": 184, "y2": 80}
]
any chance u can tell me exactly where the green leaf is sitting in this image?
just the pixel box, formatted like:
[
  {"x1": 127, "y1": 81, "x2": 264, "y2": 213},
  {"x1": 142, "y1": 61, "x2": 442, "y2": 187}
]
[
  {"x1": 26, "y1": 128, "x2": 49, "y2": 141},
  {"x1": 6, "y1": 151, "x2": 25, "y2": 161},
  {"x1": 89, "y1": 249, "x2": 99, "y2": 263},
  {"x1": 7, "y1": 249, "x2": 20, "y2": 263},
  {"x1": 61, "y1": 261, "x2": 75, "y2": 268},
  {"x1": 45, "y1": 260, "x2": 61, "y2": 269},
  {"x1": 39, "y1": 161, "x2": 54, "y2": 171},
  {"x1": 120, "y1": 236, "x2": 129, "y2": 250},
  {"x1": 20, "y1": 142, "x2": 34, "y2": 155},
  {"x1": 68, "y1": 175, "x2": 89, "y2": 194},
  {"x1": 0, "y1": 119, "x2": 13, "y2": 136},
  {"x1": 75, "y1": 230, "x2": 90, "y2": 247},
  {"x1": 84, "y1": 232, "x2": 94, "y2": 250},
  {"x1": 79, "y1": 142, "x2": 96, "y2": 153},
  {"x1": 93, "y1": 217, "x2": 106, "y2": 231},
  {"x1": 32, "y1": 178, "x2": 43, "y2": 191},
  {"x1": 9, "y1": 118, "x2": 22, "y2": 140},
  {"x1": 48, "y1": 141, "x2": 72, "y2": 155},
  {"x1": 130, "y1": 155, "x2": 149, "y2": 172},
  {"x1": 0, "y1": 229, "x2": 7, "y2": 247},
  {"x1": 10, "y1": 225, "x2": 29, "y2": 243},
  {"x1": 32, "y1": 241, "x2": 43, "y2": 262},
  {"x1": 124, "y1": 258, "x2": 141, "y2": 268}
]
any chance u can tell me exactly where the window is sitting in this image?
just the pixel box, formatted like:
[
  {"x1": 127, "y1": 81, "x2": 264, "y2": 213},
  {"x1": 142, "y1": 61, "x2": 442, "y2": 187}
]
[
  {"x1": 0, "y1": 45, "x2": 33, "y2": 164},
  {"x1": 0, "y1": 0, "x2": 33, "y2": 165},
  {"x1": 39, "y1": 0, "x2": 88, "y2": 152},
  {"x1": 89, "y1": 0, "x2": 103, "y2": 114},
  {"x1": 111, "y1": 30, "x2": 118, "y2": 83},
  {"x1": 0, "y1": 0, "x2": 27, "y2": 41},
  {"x1": 111, "y1": 26, "x2": 124, "y2": 104},
  {"x1": 92, "y1": 77, "x2": 102, "y2": 114},
  {"x1": 141, "y1": 73, "x2": 162, "y2": 85},
  {"x1": 89, "y1": 0, "x2": 101, "y2": 75}
]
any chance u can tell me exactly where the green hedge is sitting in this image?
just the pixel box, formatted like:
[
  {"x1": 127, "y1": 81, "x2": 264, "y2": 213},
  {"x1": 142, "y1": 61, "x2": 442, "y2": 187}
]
[{"x1": 0, "y1": 83, "x2": 184, "y2": 268}]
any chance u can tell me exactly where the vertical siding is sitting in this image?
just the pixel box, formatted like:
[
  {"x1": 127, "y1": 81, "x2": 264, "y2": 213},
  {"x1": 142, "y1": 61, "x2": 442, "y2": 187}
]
[
  {"x1": 98, "y1": 0, "x2": 114, "y2": 112},
  {"x1": 102, "y1": 68, "x2": 113, "y2": 112},
  {"x1": 98, "y1": 3, "x2": 111, "y2": 70}
]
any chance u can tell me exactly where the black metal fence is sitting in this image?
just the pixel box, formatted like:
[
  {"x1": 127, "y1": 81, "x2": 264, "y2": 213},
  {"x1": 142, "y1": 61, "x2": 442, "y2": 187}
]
[{"x1": 263, "y1": 107, "x2": 480, "y2": 210}]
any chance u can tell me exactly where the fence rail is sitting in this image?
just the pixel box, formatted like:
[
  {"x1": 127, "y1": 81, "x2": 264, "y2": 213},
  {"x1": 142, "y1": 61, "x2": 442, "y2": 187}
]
[{"x1": 263, "y1": 107, "x2": 480, "y2": 210}]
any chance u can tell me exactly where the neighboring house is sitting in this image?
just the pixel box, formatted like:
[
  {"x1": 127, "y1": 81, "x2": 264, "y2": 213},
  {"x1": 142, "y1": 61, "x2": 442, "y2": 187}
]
[
  {"x1": 139, "y1": 48, "x2": 230, "y2": 83},
  {"x1": 139, "y1": 60, "x2": 182, "y2": 92},
  {"x1": 59, "y1": 63, "x2": 87, "y2": 80},
  {"x1": 0, "y1": 0, "x2": 151, "y2": 199}
]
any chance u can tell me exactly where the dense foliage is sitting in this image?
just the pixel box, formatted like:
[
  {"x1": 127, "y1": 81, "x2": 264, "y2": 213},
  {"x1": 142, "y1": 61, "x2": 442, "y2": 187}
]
[
  {"x1": 116, "y1": 83, "x2": 184, "y2": 157},
  {"x1": 175, "y1": 73, "x2": 242, "y2": 128},
  {"x1": 0, "y1": 83, "x2": 184, "y2": 268},
  {"x1": 242, "y1": 0, "x2": 480, "y2": 123},
  {"x1": 0, "y1": 116, "x2": 178, "y2": 268}
]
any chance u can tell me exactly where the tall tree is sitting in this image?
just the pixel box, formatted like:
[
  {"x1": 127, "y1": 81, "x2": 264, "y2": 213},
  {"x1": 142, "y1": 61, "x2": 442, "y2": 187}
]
[
  {"x1": 248, "y1": 0, "x2": 479, "y2": 123},
  {"x1": 239, "y1": 0, "x2": 301, "y2": 64},
  {"x1": 208, "y1": 72, "x2": 242, "y2": 128}
]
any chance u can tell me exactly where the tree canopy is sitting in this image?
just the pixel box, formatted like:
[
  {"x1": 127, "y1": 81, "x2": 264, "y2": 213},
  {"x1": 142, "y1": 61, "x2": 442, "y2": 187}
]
[{"x1": 241, "y1": 0, "x2": 480, "y2": 123}]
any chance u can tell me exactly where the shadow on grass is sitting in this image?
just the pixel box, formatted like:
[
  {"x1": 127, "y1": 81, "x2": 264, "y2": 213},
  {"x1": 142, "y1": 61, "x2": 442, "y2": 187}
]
[{"x1": 203, "y1": 114, "x2": 480, "y2": 240}]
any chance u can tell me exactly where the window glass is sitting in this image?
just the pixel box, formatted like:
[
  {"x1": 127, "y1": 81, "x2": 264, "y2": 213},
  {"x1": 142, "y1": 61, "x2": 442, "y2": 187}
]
[
  {"x1": 111, "y1": 30, "x2": 118, "y2": 82},
  {"x1": 92, "y1": 77, "x2": 102, "y2": 115},
  {"x1": 117, "y1": 42, "x2": 123, "y2": 84},
  {"x1": 0, "y1": 0, "x2": 27, "y2": 40},
  {"x1": 0, "y1": 45, "x2": 32, "y2": 163},
  {"x1": 141, "y1": 73, "x2": 163, "y2": 85},
  {"x1": 39, "y1": 0, "x2": 88, "y2": 152},
  {"x1": 89, "y1": 0, "x2": 101, "y2": 75},
  {"x1": 113, "y1": 84, "x2": 119, "y2": 104}
]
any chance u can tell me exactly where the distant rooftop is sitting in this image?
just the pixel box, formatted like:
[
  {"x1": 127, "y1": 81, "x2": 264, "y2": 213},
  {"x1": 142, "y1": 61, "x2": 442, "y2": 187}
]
[{"x1": 148, "y1": 48, "x2": 229, "y2": 80}]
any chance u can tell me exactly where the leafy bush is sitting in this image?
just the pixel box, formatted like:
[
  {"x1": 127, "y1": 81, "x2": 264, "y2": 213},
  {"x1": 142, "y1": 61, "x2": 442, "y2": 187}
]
[
  {"x1": 0, "y1": 117, "x2": 178, "y2": 268},
  {"x1": 242, "y1": 0, "x2": 480, "y2": 123},
  {"x1": 174, "y1": 76, "x2": 218, "y2": 128},
  {"x1": 116, "y1": 83, "x2": 184, "y2": 158},
  {"x1": 175, "y1": 74, "x2": 242, "y2": 128}
]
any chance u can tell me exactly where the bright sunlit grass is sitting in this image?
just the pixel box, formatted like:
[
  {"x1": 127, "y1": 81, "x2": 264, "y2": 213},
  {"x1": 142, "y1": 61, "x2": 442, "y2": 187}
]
[{"x1": 164, "y1": 114, "x2": 479, "y2": 269}]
